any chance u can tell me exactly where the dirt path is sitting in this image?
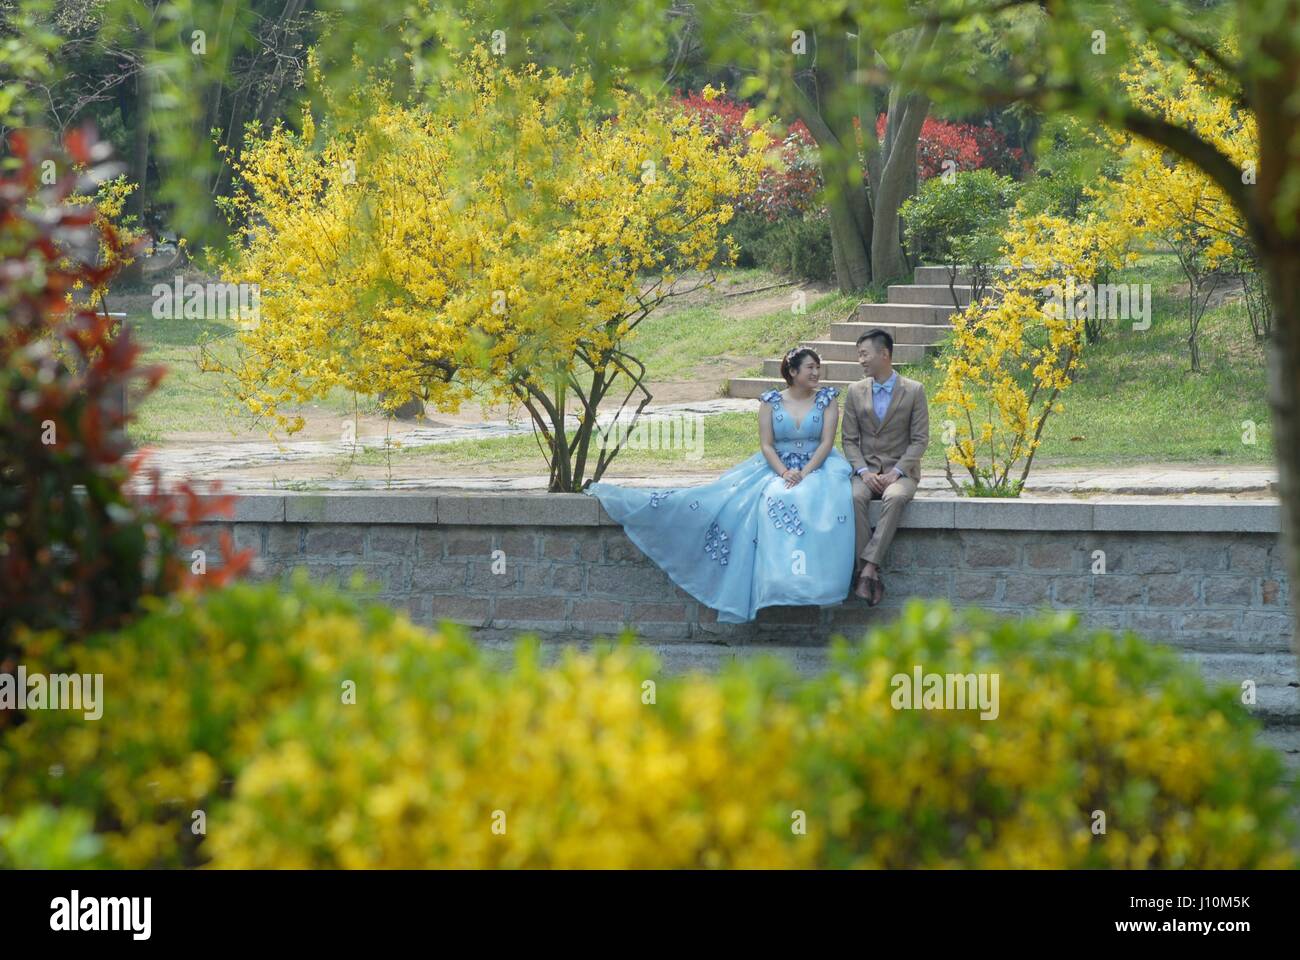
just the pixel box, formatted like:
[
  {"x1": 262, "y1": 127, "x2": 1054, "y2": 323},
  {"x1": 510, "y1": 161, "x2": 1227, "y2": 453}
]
[{"x1": 145, "y1": 459, "x2": 1278, "y2": 497}]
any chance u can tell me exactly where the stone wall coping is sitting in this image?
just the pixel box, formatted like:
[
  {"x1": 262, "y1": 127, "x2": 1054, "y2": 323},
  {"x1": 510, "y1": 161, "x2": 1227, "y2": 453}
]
[{"x1": 202, "y1": 492, "x2": 1281, "y2": 534}]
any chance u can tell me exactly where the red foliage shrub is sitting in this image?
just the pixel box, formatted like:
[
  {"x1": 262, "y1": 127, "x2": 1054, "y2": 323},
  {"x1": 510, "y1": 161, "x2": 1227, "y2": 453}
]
[
  {"x1": 676, "y1": 92, "x2": 821, "y2": 220},
  {"x1": 677, "y1": 92, "x2": 1028, "y2": 218},
  {"x1": 877, "y1": 114, "x2": 1028, "y2": 182},
  {"x1": 0, "y1": 128, "x2": 249, "y2": 660}
]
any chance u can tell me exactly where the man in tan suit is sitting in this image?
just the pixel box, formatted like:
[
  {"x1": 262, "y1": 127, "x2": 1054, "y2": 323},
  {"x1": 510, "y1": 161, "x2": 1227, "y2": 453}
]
[{"x1": 841, "y1": 329, "x2": 929, "y2": 605}]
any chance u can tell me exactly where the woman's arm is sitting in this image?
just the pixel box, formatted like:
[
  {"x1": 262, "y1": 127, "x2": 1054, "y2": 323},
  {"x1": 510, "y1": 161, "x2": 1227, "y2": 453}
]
[
  {"x1": 758, "y1": 403, "x2": 789, "y2": 476},
  {"x1": 802, "y1": 397, "x2": 839, "y2": 473}
]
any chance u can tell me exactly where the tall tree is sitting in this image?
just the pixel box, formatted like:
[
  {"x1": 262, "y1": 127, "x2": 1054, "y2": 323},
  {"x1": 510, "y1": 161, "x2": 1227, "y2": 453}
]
[
  {"x1": 685, "y1": 2, "x2": 942, "y2": 290},
  {"x1": 15, "y1": 1, "x2": 322, "y2": 248}
]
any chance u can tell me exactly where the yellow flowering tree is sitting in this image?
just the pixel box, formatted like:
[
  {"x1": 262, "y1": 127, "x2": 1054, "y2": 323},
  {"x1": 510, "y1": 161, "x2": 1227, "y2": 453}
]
[
  {"x1": 66, "y1": 174, "x2": 145, "y2": 318},
  {"x1": 937, "y1": 205, "x2": 1134, "y2": 495},
  {"x1": 216, "y1": 54, "x2": 760, "y2": 491},
  {"x1": 1107, "y1": 48, "x2": 1257, "y2": 371}
]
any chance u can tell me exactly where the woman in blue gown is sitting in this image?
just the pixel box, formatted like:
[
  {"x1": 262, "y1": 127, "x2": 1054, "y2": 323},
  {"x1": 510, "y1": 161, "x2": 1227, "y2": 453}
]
[{"x1": 586, "y1": 347, "x2": 855, "y2": 623}]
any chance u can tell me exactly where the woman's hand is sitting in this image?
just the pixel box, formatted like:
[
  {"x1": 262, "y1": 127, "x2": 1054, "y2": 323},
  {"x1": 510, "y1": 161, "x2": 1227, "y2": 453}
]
[{"x1": 782, "y1": 468, "x2": 804, "y2": 488}]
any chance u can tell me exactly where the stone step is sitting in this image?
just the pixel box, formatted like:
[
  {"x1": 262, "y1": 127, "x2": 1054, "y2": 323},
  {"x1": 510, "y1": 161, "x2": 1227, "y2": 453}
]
[
  {"x1": 914, "y1": 265, "x2": 970, "y2": 284},
  {"x1": 889, "y1": 283, "x2": 974, "y2": 307},
  {"x1": 762, "y1": 357, "x2": 917, "y2": 380},
  {"x1": 852, "y1": 302, "x2": 957, "y2": 325},
  {"x1": 913, "y1": 264, "x2": 1022, "y2": 285},
  {"x1": 821, "y1": 322, "x2": 952, "y2": 349},
  {"x1": 799, "y1": 340, "x2": 933, "y2": 364},
  {"x1": 798, "y1": 341, "x2": 865, "y2": 362},
  {"x1": 726, "y1": 299, "x2": 945, "y2": 398},
  {"x1": 727, "y1": 377, "x2": 858, "y2": 399}
]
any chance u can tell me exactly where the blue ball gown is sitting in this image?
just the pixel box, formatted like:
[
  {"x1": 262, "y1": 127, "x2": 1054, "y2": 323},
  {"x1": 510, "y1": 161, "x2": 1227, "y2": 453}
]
[{"x1": 586, "y1": 385, "x2": 855, "y2": 623}]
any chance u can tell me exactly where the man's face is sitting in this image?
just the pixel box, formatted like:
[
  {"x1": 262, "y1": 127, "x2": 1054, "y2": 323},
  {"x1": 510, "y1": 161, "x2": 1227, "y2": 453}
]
[{"x1": 857, "y1": 339, "x2": 887, "y2": 378}]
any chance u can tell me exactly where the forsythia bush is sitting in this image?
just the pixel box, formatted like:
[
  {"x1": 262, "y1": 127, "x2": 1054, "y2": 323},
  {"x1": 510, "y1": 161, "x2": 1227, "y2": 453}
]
[
  {"x1": 804, "y1": 604, "x2": 1293, "y2": 868},
  {"x1": 936, "y1": 204, "x2": 1134, "y2": 495},
  {"x1": 2, "y1": 580, "x2": 1293, "y2": 868},
  {"x1": 0, "y1": 578, "x2": 414, "y2": 867},
  {"x1": 1110, "y1": 47, "x2": 1253, "y2": 266},
  {"x1": 66, "y1": 174, "x2": 146, "y2": 312},
  {"x1": 208, "y1": 634, "x2": 809, "y2": 868},
  {"x1": 1108, "y1": 46, "x2": 1258, "y2": 370},
  {"x1": 216, "y1": 51, "x2": 760, "y2": 491},
  {"x1": 936, "y1": 42, "x2": 1261, "y2": 489}
]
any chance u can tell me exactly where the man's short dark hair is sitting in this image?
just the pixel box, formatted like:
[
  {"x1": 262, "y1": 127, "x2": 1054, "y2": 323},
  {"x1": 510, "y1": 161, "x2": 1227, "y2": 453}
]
[{"x1": 856, "y1": 328, "x2": 894, "y2": 355}]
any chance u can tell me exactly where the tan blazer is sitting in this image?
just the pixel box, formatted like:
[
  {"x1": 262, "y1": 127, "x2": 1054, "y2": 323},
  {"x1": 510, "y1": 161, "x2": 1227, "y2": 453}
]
[{"x1": 841, "y1": 373, "x2": 930, "y2": 482}]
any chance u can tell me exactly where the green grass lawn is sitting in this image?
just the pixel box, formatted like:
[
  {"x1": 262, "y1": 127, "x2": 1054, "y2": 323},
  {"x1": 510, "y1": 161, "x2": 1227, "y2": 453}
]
[
  {"x1": 624, "y1": 272, "x2": 861, "y2": 382},
  {"x1": 125, "y1": 313, "x2": 239, "y2": 444},
  {"x1": 123, "y1": 305, "x2": 382, "y2": 445}
]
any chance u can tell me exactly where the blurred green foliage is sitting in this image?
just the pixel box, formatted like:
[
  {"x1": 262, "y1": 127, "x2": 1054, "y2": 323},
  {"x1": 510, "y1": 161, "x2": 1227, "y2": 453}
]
[{"x1": 3, "y1": 577, "x2": 1293, "y2": 868}]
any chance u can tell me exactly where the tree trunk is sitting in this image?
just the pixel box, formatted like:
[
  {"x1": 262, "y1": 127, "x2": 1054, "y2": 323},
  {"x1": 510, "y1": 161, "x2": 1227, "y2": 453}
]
[
  {"x1": 871, "y1": 91, "x2": 929, "y2": 284},
  {"x1": 380, "y1": 392, "x2": 424, "y2": 420},
  {"x1": 1260, "y1": 242, "x2": 1300, "y2": 665},
  {"x1": 785, "y1": 24, "x2": 932, "y2": 291},
  {"x1": 825, "y1": 185, "x2": 872, "y2": 292},
  {"x1": 790, "y1": 77, "x2": 872, "y2": 292},
  {"x1": 829, "y1": 220, "x2": 851, "y2": 291},
  {"x1": 119, "y1": 57, "x2": 152, "y2": 287}
]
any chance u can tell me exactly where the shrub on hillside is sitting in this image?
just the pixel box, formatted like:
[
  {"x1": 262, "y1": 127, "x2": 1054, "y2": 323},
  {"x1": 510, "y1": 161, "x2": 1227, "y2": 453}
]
[
  {"x1": 1017, "y1": 116, "x2": 1121, "y2": 220},
  {"x1": 724, "y1": 209, "x2": 835, "y2": 283},
  {"x1": 680, "y1": 93, "x2": 1029, "y2": 204},
  {"x1": 901, "y1": 169, "x2": 1020, "y2": 303},
  {"x1": 4, "y1": 579, "x2": 1291, "y2": 868}
]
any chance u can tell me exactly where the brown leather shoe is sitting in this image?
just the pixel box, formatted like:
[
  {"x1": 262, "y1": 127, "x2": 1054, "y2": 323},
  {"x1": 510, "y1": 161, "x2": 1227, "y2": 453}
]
[{"x1": 853, "y1": 572, "x2": 875, "y2": 602}]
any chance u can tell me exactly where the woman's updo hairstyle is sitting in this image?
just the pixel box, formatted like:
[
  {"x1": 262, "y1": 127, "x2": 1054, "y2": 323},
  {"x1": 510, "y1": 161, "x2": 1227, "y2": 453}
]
[{"x1": 780, "y1": 347, "x2": 822, "y2": 385}]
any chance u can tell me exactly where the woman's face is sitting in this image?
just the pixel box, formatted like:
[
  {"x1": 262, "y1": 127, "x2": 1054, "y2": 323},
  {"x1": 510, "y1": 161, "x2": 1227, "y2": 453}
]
[{"x1": 790, "y1": 355, "x2": 820, "y2": 390}]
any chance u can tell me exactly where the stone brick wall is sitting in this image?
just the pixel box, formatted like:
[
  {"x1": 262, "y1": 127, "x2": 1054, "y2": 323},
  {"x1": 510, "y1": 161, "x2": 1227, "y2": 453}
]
[
  {"x1": 200, "y1": 494, "x2": 1290, "y2": 641},
  {"x1": 197, "y1": 493, "x2": 1298, "y2": 765},
  {"x1": 216, "y1": 518, "x2": 1292, "y2": 646}
]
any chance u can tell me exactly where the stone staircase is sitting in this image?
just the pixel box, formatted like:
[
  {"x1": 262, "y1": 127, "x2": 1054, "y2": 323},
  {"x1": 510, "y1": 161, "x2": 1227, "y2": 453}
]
[{"x1": 728, "y1": 265, "x2": 972, "y2": 399}]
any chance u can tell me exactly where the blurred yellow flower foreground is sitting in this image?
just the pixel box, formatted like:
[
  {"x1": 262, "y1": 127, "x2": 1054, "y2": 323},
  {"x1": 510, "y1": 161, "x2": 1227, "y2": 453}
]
[{"x1": 1, "y1": 577, "x2": 1294, "y2": 869}]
